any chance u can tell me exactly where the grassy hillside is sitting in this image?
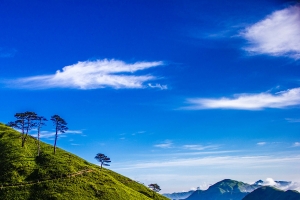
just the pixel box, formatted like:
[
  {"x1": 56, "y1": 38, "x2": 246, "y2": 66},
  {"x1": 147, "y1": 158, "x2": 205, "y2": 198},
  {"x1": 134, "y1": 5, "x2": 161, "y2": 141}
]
[
  {"x1": 242, "y1": 186, "x2": 300, "y2": 200},
  {"x1": 0, "y1": 123, "x2": 168, "y2": 200}
]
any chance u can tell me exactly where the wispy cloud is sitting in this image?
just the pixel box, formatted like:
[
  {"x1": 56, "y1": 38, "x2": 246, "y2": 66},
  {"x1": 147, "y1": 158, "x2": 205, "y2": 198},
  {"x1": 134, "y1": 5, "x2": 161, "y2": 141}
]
[
  {"x1": 182, "y1": 87, "x2": 300, "y2": 110},
  {"x1": 182, "y1": 144, "x2": 219, "y2": 151},
  {"x1": 0, "y1": 47, "x2": 17, "y2": 58},
  {"x1": 31, "y1": 129, "x2": 83, "y2": 139},
  {"x1": 3, "y1": 59, "x2": 164, "y2": 89},
  {"x1": 259, "y1": 178, "x2": 300, "y2": 192},
  {"x1": 115, "y1": 155, "x2": 300, "y2": 170},
  {"x1": 257, "y1": 142, "x2": 266, "y2": 146},
  {"x1": 148, "y1": 83, "x2": 168, "y2": 90},
  {"x1": 241, "y1": 5, "x2": 300, "y2": 59},
  {"x1": 292, "y1": 142, "x2": 300, "y2": 147},
  {"x1": 154, "y1": 140, "x2": 173, "y2": 149},
  {"x1": 285, "y1": 118, "x2": 300, "y2": 123}
]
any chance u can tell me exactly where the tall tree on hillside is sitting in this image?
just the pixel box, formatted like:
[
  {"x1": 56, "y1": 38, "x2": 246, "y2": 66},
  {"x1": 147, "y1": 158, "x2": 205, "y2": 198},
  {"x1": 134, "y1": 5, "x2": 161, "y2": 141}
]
[
  {"x1": 35, "y1": 115, "x2": 47, "y2": 156},
  {"x1": 7, "y1": 111, "x2": 37, "y2": 147},
  {"x1": 148, "y1": 183, "x2": 161, "y2": 198},
  {"x1": 51, "y1": 115, "x2": 68, "y2": 154},
  {"x1": 95, "y1": 153, "x2": 111, "y2": 170}
]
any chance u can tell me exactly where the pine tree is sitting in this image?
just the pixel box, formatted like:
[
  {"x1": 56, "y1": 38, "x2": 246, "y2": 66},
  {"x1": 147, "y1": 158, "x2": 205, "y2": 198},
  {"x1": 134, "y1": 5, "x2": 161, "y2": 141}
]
[
  {"x1": 148, "y1": 183, "x2": 161, "y2": 198},
  {"x1": 50, "y1": 115, "x2": 68, "y2": 154},
  {"x1": 95, "y1": 153, "x2": 111, "y2": 169},
  {"x1": 7, "y1": 111, "x2": 37, "y2": 147}
]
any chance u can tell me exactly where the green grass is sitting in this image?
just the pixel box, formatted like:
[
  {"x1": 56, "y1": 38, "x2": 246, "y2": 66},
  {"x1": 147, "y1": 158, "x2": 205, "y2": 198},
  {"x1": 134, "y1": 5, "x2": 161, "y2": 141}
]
[{"x1": 0, "y1": 123, "x2": 168, "y2": 200}]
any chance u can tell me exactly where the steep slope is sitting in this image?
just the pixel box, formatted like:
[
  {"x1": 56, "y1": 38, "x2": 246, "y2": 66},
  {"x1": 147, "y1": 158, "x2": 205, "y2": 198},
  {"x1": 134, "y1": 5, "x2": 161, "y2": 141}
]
[
  {"x1": 0, "y1": 123, "x2": 168, "y2": 200},
  {"x1": 242, "y1": 186, "x2": 300, "y2": 200},
  {"x1": 186, "y1": 179, "x2": 259, "y2": 200}
]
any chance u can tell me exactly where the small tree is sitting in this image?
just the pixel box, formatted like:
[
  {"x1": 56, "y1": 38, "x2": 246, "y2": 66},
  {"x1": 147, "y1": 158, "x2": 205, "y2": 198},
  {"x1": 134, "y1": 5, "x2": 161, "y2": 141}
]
[
  {"x1": 95, "y1": 153, "x2": 111, "y2": 169},
  {"x1": 148, "y1": 183, "x2": 161, "y2": 198},
  {"x1": 51, "y1": 115, "x2": 68, "y2": 154},
  {"x1": 7, "y1": 111, "x2": 37, "y2": 147},
  {"x1": 35, "y1": 115, "x2": 47, "y2": 156}
]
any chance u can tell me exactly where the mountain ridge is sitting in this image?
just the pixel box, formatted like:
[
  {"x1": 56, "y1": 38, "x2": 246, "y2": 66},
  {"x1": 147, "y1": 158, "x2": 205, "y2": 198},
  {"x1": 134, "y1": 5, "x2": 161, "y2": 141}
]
[
  {"x1": 242, "y1": 186, "x2": 300, "y2": 200},
  {"x1": 185, "y1": 179, "x2": 258, "y2": 200}
]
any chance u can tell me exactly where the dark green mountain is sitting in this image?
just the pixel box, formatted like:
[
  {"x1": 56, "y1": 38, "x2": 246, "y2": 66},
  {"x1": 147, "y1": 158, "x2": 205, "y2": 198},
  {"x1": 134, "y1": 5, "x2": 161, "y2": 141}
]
[
  {"x1": 242, "y1": 186, "x2": 300, "y2": 200},
  {"x1": 162, "y1": 190, "x2": 195, "y2": 199},
  {"x1": 185, "y1": 179, "x2": 259, "y2": 200},
  {"x1": 0, "y1": 123, "x2": 168, "y2": 200}
]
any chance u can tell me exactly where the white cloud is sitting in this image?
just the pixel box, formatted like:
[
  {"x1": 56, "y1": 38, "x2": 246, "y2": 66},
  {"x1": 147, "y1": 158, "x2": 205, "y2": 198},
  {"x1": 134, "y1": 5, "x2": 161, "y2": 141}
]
[
  {"x1": 183, "y1": 87, "x2": 300, "y2": 110},
  {"x1": 263, "y1": 178, "x2": 277, "y2": 186},
  {"x1": 154, "y1": 140, "x2": 173, "y2": 149},
  {"x1": 5, "y1": 59, "x2": 164, "y2": 89},
  {"x1": 182, "y1": 144, "x2": 219, "y2": 151},
  {"x1": 260, "y1": 178, "x2": 300, "y2": 192},
  {"x1": 114, "y1": 155, "x2": 300, "y2": 170},
  {"x1": 293, "y1": 142, "x2": 300, "y2": 147},
  {"x1": 257, "y1": 142, "x2": 266, "y2": 146},
  {"x1": 278, "y1": 181, "x2": 300, "y2": 191},
  {"x1": 148, "y1": 83, "x2": 168, "y2": 90},
  {"x1": 241, "y1": 5, "x2": 300, "y2": 59},
  {"x1": 286, "y1": 118, "x2": 300, "y2": 123},
  {"x1": 31, "y1": 129, "x2": 83, "y2": 139}
]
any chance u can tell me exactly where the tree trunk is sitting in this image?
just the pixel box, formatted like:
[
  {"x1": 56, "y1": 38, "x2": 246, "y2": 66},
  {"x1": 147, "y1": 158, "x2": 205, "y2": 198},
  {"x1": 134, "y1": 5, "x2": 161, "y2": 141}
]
[
  {"x1": 53, "y1": 122, "x2": 58, "y2": 154},
  {"x1": 21, "y1": 120, "x2": 25, "y2": 147},
  {"x1": 37, "y1": 122, "x2": 41, "y2": 156},
  {"x1": 21, "y1": 138, "x2": 25, "y2": 147},
  {"x1": 22, "y1": 119, "x2": 30, "y2": 148}
]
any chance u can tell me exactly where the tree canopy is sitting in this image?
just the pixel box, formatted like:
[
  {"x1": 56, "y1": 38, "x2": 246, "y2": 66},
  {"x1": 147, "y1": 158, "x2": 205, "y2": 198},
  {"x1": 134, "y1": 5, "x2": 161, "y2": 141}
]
[
  {"x1": 148, "y1": 183, "x2": 161, "y2": 192},
  {"x1": 95, "y1": 153, "x2": 111, "y2": 169}
]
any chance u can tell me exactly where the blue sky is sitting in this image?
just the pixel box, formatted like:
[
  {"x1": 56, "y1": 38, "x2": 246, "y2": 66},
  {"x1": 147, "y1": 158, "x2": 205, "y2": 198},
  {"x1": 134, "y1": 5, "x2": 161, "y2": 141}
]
[{"x1": 1, "y1": 0, "x2": 300, "y2": 193}]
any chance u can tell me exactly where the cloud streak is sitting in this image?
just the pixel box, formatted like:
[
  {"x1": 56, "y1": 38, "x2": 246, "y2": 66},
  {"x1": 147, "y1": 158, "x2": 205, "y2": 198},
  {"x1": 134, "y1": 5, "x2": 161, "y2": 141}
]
[
  {"x1": 0, "y1": 47, "x2": 17, "y2": 58},
  {"x1": 4, "y1": 59, "x2": 164, "y2": 89},
  {"x1": 114, "y1": 155, "x2": 300, "y2": 170},
  {"x1": 285, "y1": 118, "x2": 300, "y2": 123},
  {"x1": 241, "y1": 5, "x2": 300, "y2": 59},
  {"x1": 257, "y1": 142, "x2": 266, "y2": 146},
  {"x1": 148, "y1": 83, "x2": 168, "y2": 90},
  {"x1": 182, "y1": 88, "x2": 300, "y2": 110},
  {"x1": 31, "y1": 129, "x2": 83, "y2": 139},
  {"x1": 292, "y1": 142, "x2": 300, "y2": 147},
  {"x1": 182, "y1": 144, "x2": 219, "y2": 151},
  {"x1": 154, "y1": 140, "x2": 173, "y2": 149}
]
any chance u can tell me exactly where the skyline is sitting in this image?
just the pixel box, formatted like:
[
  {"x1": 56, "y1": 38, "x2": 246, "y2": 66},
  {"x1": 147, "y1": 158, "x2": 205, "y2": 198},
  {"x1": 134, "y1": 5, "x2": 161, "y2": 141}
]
[{"x1": 0, "y1": 0, "x2": 300, "y2": 193}]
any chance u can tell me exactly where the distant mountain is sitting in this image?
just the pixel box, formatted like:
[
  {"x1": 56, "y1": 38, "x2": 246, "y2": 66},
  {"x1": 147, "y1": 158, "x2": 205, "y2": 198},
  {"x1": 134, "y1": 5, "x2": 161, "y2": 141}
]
[
  {"x1": 185, "y1": 179, "x2": 259, "y2": 200},
  {"x1": 275, "y1": 181, "x2": 292, "y2": 187},
  {"x1": 162, "y1": 190, "x2": 195, "y2": 200},
  {"x1": 253, "y1": 180, "x2": 264, "y2": 186},
  {"x1": 165, "y1": 179, "x2": 298, "y2": 200},
  {"x1": 242, "y1": 186, "x2": 300, "y2": 200}
]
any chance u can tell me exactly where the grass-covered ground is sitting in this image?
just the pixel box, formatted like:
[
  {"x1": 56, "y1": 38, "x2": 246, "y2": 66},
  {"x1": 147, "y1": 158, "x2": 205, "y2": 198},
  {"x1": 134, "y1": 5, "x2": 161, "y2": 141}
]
[{"x1": 0, "y1": 123, "x2": 168, "y2": 200}]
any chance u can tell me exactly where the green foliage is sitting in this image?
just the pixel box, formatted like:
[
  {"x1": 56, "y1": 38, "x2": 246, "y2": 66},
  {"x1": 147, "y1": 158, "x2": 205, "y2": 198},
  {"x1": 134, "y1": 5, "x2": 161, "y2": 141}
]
[{"x1": 0, "y1": 123, "x2": 168, "y2": 200}]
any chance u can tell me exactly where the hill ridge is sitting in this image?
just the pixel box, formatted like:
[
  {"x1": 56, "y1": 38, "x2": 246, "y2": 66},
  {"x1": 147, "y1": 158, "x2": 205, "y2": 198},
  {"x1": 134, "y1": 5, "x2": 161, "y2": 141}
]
[{"x1": 0, "y1": 123, "x2": 168, "y2": 200}]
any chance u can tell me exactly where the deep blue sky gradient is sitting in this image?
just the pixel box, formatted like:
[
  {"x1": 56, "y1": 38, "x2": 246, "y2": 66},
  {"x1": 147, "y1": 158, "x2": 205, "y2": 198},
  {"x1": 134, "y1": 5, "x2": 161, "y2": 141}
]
[{"x1": 0, "y1": 0, "x2": 299, "y2": 192}]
